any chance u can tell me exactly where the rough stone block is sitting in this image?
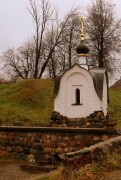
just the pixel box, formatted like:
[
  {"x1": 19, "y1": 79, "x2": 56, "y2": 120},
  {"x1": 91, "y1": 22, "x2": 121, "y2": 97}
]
[
  {"x1": 43, "y1": 148, "x2": 51, "y2": 154},
  {"x1": 101, "y1": 135, "x2": 109, "y2": 141},
  {"x1": 93, "y1": 135, "x2": 101, "y2": 141},
  {"x1": 63, "y1": 136, "x2": 70, "y2": 142},
  {"x1": 15, "y1": 146, "x2": 23, "y2": 153},
  {"x1": 75, "y1": 135, "x2": 83, "y2": 141},
  {"x1": 51, "y1": 135, "x2": 57, "y2": 142},
  {"x1": 44, "y1": 140, "x2": 53, "y2": 148}
]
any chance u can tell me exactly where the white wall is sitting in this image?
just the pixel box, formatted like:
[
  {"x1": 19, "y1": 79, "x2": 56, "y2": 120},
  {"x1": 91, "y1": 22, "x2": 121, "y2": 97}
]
[{"x1": 54, "y1": 65, "x2": 107, "y2": 118}]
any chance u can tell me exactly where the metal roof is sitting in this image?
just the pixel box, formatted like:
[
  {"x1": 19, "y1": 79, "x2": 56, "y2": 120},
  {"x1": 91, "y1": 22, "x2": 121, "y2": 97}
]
[{"x1": 89, "y1": 68, "x2": 108, "y2": 100}]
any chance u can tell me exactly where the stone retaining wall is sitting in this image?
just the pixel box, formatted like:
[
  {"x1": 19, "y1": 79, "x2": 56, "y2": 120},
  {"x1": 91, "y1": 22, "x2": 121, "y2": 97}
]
[
  {"x1": 0, "y1": 126, "x2": 118, "y2": 162},
  {"x1": 60, "y1": 135, "x2": 121, "y2": 167}
]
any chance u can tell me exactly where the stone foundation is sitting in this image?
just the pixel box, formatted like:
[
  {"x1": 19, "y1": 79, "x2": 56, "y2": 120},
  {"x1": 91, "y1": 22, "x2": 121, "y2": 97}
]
[
  {"x1": 49, "y1": 111, "x2": 115, "y2": 129},
  {"x1": 0, "y1": 126, "x2": 118, "y2": 162}
]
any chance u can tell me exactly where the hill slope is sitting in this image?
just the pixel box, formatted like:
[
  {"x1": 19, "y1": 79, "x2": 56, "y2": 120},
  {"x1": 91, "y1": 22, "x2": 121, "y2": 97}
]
[
  {"x1": 0, "y1": 79, "x2": 54, "y2": 126},
  {"x1": 109, "y1": 80, "x2": 121, "y2": 128},
  {"x1": 111, "y1": 79, "x2": 121, "y2": 90}
]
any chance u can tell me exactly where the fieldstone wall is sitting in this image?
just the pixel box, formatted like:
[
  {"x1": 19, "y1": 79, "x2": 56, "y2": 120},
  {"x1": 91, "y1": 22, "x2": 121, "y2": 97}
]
[
  {"x1": 0, "y1": 127, "x2": 118, "y2": 162},
  {"x1": 60, "y1": 135, "x2": 121, "y2": 167}
]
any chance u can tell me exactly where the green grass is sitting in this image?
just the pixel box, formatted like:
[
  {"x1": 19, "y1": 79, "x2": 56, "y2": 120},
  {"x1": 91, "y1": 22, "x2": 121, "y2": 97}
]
[
  {"x1": 108, "y1": 89, "x2": 121, "y2": 128},
  {"x1": 0, "y1": 79, "x2": 54, "y2": 126}
]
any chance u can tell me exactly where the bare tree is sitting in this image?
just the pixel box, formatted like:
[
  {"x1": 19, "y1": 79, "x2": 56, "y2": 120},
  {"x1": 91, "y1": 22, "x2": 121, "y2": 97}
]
[
  {"x1": 2, "y1": 4, "x2": 81, "y2": 80},
  {"x1": 2, "y1": 48, "x2": 23, "y2": 81},
  {"x1": 61, "y1": 12, "x2": 80, "y2": 68},
  {"x1": 39, "y1": 8, "x2": 80, "y2": 79},
  {"x1": 28, "y1": 0, "x2": 53, "y2": 78},
  {"x1": 2, "y1": 41, "x2": 35, "y2": 81},
  {"x1": 86, "y1": 0, "x2": 121, "y2": 74},
  {"x1": 16, "y1": 41, "x2": 35, "y2": 79},
  {"x1": 45, "y1": 8, "x2": 81, "y2": 78},
  {"x1": 29, "y1": 0, "x2": 79, "y2": 78}
]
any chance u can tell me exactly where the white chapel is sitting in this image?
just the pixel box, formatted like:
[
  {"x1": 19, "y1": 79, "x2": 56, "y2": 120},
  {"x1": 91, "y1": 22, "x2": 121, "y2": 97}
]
[{"x1": 54, "y1": 18, "x2": 108, "y2": 118}]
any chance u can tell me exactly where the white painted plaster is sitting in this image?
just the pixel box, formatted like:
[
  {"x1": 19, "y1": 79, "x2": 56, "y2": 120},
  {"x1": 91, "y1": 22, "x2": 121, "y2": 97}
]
[{"x1": 54, "y1": 64, "x2": 107, "y2": 118}]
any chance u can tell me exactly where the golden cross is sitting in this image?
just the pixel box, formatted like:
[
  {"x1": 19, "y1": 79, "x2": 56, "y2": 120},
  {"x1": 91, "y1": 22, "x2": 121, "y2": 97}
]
[{"x1": 81, "y1": 16, "x2": 85, "y2": 40}]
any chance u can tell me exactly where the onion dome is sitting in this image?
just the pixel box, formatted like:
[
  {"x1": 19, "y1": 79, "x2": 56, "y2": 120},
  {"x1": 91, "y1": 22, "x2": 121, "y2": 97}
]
[
  {"x1": 76, "y1": 40, "x2": 89, "y2": 54},
  {"x1": 76, "y1": 17, "x2": 89, "y2": 55}
]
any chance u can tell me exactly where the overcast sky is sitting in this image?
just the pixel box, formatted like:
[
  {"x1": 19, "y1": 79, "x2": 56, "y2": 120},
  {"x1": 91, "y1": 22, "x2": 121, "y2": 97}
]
[{"x1": 0, "y1": 0, "x2": 121, "y2": 55}]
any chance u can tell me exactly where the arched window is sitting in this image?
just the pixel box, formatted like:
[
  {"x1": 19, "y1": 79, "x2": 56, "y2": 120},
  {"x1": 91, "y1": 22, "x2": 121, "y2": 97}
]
[{"x1": 75, "y1": 88, "x2": 80, "y2": 104}]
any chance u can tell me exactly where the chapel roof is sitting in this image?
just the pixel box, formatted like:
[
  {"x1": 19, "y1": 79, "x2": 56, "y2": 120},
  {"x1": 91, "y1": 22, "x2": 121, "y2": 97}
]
[
  {"x1": 76, "y1": 40, "x2": 89, "y2": 55},
  {"x1": 54, "y1": 64, "x2": 108, "y2": 101},
  {"x1": 89, "y1": 68, "x2": 108, "y2": 100}
]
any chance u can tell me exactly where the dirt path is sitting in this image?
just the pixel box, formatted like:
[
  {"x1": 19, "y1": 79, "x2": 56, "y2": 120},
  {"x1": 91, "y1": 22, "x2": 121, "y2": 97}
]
[{"x1": 0, "y1": 161, "x2": 44, "y2": 180}]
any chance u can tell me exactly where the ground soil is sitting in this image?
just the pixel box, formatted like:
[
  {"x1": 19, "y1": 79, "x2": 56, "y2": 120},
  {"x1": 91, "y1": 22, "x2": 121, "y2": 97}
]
[
  {"x1": 0, "y1": 160, "x2": 44, "y2": 180},
  {"x1": 1, "y1": 160, "x2": 121, "y2": 180}
]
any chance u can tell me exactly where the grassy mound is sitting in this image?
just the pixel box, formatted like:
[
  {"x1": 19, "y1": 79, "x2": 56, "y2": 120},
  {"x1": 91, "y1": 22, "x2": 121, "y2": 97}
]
[
  {"x1": 111, "y1": 79, "x2": 121, "y2": 90},
  {"x1": 109, "y1": 89, "x2": 121, "y2": 128},
  {"x1": 0, "y1": 79, "x2": 54, "y2": 126},
  {"x1": 109, "y1": 79, "x2": 121, "y2": 128}
]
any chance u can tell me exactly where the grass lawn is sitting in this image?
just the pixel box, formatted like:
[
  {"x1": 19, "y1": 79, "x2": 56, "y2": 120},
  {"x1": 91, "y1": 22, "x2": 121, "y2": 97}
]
[
  {"x1": 109, "y1": 89, "x2": 121, "y2": 129},
  {"x1": 0, "y1": 79, "x2": 54, "y2": 126}
]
